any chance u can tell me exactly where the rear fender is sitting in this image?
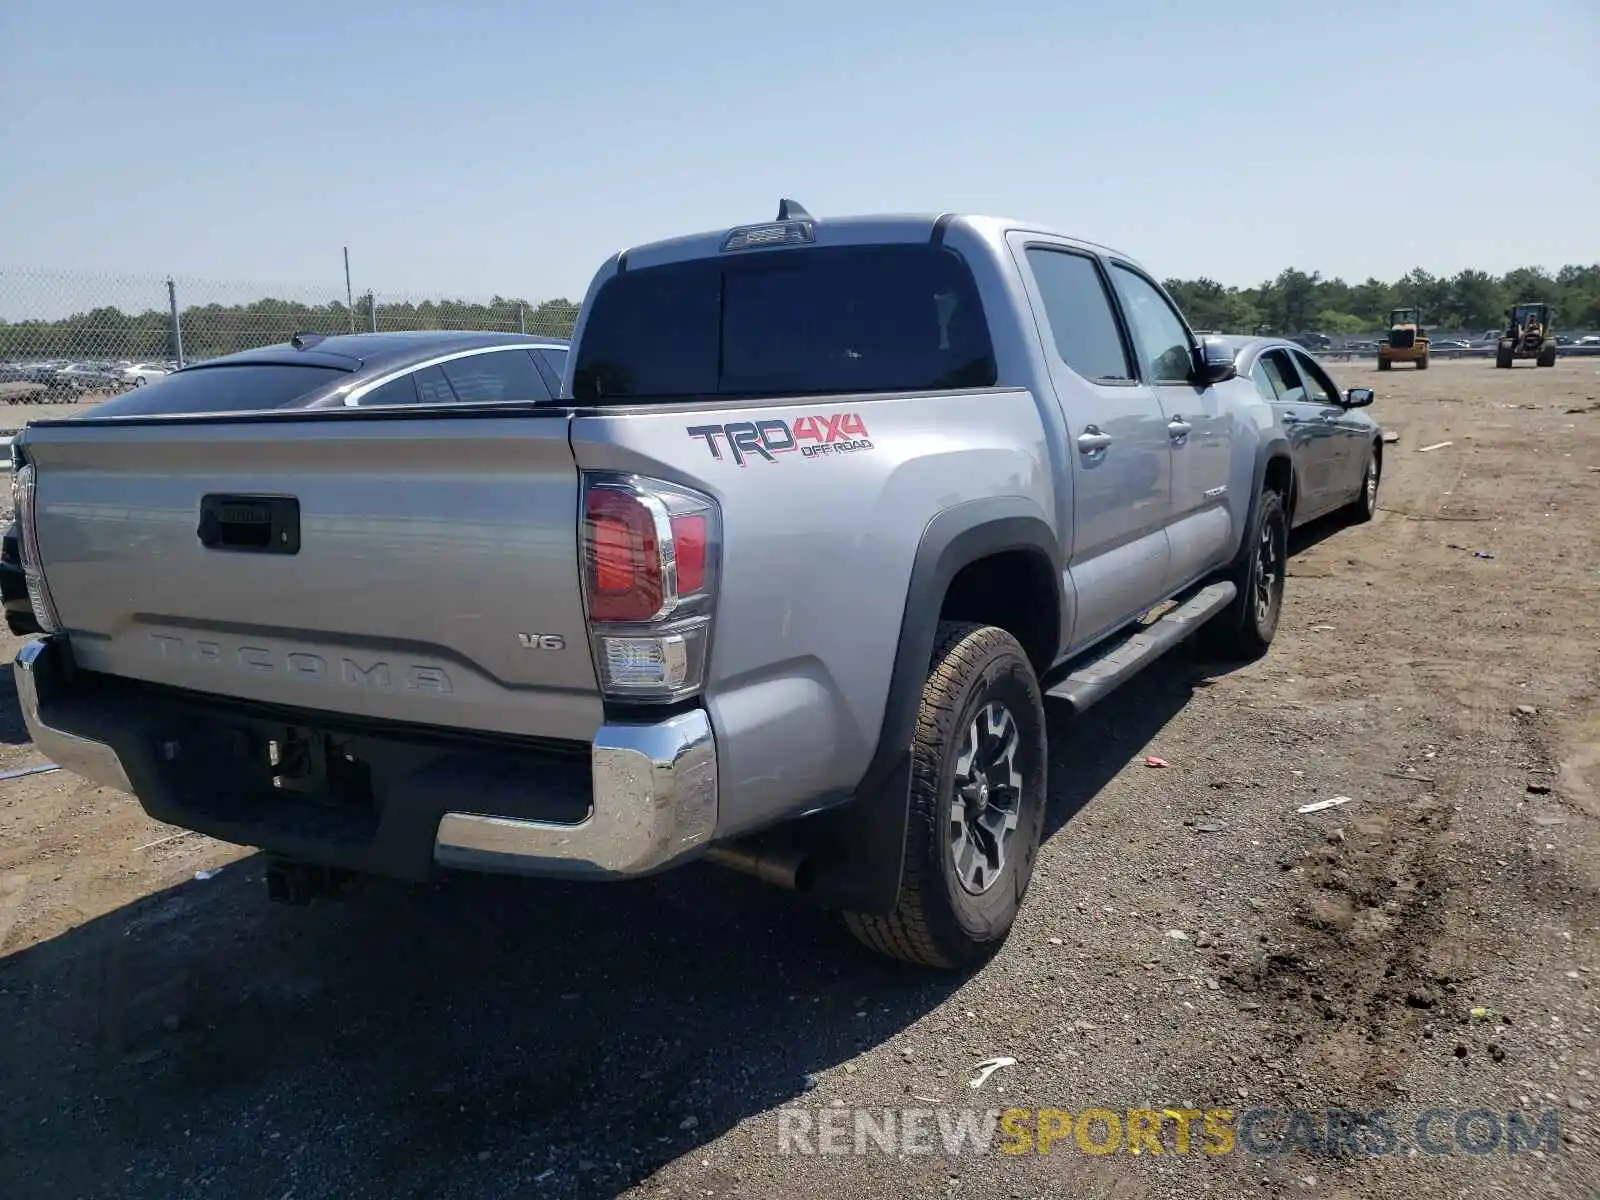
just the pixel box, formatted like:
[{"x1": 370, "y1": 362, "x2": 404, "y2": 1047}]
[
  {"x1": 1231, "y1": 438, "x2": 1293, "y2": 565},
  {"x1": 797, "y1": 500, "x2": 1062, "y2": 913}
]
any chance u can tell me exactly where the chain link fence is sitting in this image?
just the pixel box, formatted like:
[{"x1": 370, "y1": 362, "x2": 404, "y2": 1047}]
[{"x1": 0, "y1": 268, "x2": 580, "y2": 404}]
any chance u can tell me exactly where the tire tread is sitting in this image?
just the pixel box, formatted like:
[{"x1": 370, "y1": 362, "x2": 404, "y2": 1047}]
[
  {"x1": 1346, "y1": 445, "x2": 1379, "y2": 523},
  {"x1": 1200, "y1": 487, "x2": 1287, "y2": 661},
  {"x1": 844, "y1": 622, "x2": 1027, "y2": 969}
]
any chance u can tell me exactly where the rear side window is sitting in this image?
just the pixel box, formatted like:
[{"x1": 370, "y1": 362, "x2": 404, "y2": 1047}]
[
  {"x1": 355, "y1": 364, "x2": 457, "y2": 407},
  {"x1": 414, "y1": 365, "x2": 456, "y2": 404},
  {"x1": 358, "y1": 373, "x2": 421, "y2": 406},
  {"x1": 1291, "y1": 350, "x2": 1342, "y2": 406},
  {"x1": 1249, "y1": 360, "x2": 1280, "y2": 403},
  {"x1": 439, "y1": 350, "x2": 552, "y2": 404},
  {"x1": 84, "y1": 364, "x2": 347, "y2": 416},
  {"x1": 533, "y1": 347, "x2": 568, "y2": 392},
  {"x1": 571, "y1": 244, "x2": 995, "y2": 401},
  {"x1": 1025, "y1": 248, "x2": 1133, "y2": 382},
  {"x1": 1259, "y1": 350, "x2": 1306, "y2": 403}
]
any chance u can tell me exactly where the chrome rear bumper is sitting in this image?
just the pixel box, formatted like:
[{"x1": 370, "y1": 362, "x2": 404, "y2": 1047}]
[
  {"x1": 14, "y1": 637, "x2": 133, "y2": 794},
  {"x1": 15, "y1": 634, "x2": 718, "y2": 879},
  {"x1": 433, "y1": 710, "x2": 718, "y2": 876}
]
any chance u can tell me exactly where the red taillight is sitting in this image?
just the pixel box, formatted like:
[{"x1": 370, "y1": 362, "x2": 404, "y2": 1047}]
[
  {"x1": 580, "y1": 474, "x2": 720, "y2": 702},
  {"x1": 584, "y1": 486, "x2": 663, "y2": 622},
  {"x1": 671, "y1": 513, "x2": 707, "y2": 595},
  {"x1": 12, "y1": 461, "x2": 62, "y2": 633}
]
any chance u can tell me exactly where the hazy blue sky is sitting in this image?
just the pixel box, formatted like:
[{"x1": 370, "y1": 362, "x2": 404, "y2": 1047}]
[{"x1": 2, "y1": 0, "x2": 1595, "y2": 303}]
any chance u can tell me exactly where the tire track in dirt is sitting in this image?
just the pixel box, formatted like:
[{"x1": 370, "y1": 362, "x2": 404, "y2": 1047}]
[{"x1": 1224, "y1": 364, "x2": 1599, "y2": 1176}]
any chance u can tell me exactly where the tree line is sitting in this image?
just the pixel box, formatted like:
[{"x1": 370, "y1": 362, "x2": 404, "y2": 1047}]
[
  {"x1": 1163, "y1": 263, "x2": 1600, "y2": 337},
  {"x1": 4, "y1": 262, "x2": 1598, "y2": 362}
]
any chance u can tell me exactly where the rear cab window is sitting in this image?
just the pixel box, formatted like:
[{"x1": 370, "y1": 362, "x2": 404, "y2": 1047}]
[
  {"x1": 1023, "y1": 247, "x2": 1134, "y2": 383},
  {"x1": 571, "y1": 244, "x2": 995, "y2": 401},
  {"x1": 83, "y1": 364, "x2": 348, "y2": 416}
]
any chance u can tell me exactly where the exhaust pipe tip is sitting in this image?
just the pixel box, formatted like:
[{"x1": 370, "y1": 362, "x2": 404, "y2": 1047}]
[{"x1": 704, "y1": 843, "x2": 815, "y2": 892}]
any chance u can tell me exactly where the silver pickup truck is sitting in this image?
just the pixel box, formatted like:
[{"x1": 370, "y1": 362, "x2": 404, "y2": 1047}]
[{"x1": 11, "y1": 205, "x2": 1365, "y2": 969}]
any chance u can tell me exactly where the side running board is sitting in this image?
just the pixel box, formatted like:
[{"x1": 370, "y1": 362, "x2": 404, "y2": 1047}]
[{"x1": 1044, "y1": 581, "x2": 1237, "y2": 713}]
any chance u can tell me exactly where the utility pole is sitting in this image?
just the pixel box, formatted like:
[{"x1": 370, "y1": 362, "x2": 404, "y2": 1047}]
[
  {"x1": 166, "y1": 277, "x2": 185, "y2": 366},
  {"x1": 343, "y1": 247, "x2": 355, "y2": 333}
]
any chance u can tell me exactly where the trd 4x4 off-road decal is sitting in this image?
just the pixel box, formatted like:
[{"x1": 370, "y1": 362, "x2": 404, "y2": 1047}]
[{"x1": 687, "y1": 413, "x2": 873, "y2": 466}]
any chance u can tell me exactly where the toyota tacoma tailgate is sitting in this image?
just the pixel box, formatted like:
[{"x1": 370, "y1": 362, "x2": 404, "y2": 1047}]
[{"x1": 16, "y1": 410, "x2": 602, "y2": 741}]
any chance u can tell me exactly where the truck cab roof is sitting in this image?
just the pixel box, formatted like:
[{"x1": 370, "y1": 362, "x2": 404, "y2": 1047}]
[{"x1": 612, "y1": 211, "x2": 1139, "y2": 277}]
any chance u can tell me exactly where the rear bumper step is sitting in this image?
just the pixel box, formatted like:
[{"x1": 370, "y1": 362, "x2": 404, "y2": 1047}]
[
  {"x1": 14, "y1": 635, "x2": 718, "y2": 880},
  {"x1": 1044, "y1": 581, "x2": 1236, "y2": 713}
]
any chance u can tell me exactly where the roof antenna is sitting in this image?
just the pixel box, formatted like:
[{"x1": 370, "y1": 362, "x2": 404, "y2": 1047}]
[
  {"x1": 776, "y1": 198, "x2": 814, "y2": 222},
  {"x1": 290, "y1": 331, "x2": 326, "y2": 350}
]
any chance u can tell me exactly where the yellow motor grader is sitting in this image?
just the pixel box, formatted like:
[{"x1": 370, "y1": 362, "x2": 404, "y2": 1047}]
[
  {"x1": 1377, "y1": 308, "x2": 1429, "y2": 371},
  {"x1": 1495, "y1": 303, "x2": 1558, "y2": 368}
]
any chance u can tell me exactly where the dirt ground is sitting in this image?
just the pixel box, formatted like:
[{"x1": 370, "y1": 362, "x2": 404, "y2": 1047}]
[{"x1": 0, "y1": 360, "x2": 1596, "y2": 1200}]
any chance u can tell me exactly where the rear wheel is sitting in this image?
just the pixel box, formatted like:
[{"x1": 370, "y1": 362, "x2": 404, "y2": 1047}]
[
  {"x1": 1416, "y1": 353, "x2": 1429, "y2": 370},
  {"x1": 1346, "y1": 444, "x2": 1380, "y2": 523},
  {"x1": 843, "y1": 622, "x2": 1046, "y2": 970},
  {"x1": 1200, "y1": 488, "x2": 1287, "y2": 661},
  {"x1": 1377, "y1": 357, "x2": 1392, "y2": 371}
]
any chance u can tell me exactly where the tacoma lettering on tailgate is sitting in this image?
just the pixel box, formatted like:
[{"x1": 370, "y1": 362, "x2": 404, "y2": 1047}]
[
  {"x1": 147, "y1": 633, "x2": 454, "y2": 694},
  {"x1": 687, "y1": 413, "x2": 873, "y2": 466}
]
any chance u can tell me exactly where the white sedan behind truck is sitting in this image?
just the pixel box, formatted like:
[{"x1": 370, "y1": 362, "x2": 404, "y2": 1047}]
[{"x1": 121, "y1": 362, "x2": 172, "y2": 387}]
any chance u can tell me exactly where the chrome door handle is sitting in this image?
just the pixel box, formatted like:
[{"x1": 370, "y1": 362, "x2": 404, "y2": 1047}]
[
  {"x1": 1077, "y1": 427, "x2": 1112, "y2": 455},
  {"x1": 1167, "y1": 417, "x2": 1192, "y2": 443}
]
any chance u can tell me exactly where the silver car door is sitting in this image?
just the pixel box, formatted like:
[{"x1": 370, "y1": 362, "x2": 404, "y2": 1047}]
[
  {"x1": 1291, "y1": 349, "x2": 1362, "y2": 500},
  {"x1": 1008, "y1": 235, "x2": 1172, "y2": 651},
  {"x1": 1105, "y1": 262, "x2": 1233, "y2": 591},
  {"x1": 1259, "y1": 348, "x2": 1336, "y2": 517}
]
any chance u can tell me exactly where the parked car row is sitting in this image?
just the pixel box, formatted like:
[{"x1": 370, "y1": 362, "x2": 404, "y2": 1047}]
[
  {"x1": 1289, "y1": 329, "x2": 1600, "y2": 356},
  {"x1": 8, "y1": 204, "x2": 1385, "y2": 969},
  {"x1": 0, "y1": 359, "x2": 176, "y2": 404},
  {"x1": 78, "y1": 335, "x2": 570, "y2": 418}
]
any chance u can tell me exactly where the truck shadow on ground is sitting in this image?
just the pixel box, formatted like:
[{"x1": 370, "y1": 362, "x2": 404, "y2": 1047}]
[
  {"x1": 0, "y1": 662, "x2": 1213, "y2": 1199},
  {"x1": 0, "y1": 662, "x2": 30, "y2": 744}
]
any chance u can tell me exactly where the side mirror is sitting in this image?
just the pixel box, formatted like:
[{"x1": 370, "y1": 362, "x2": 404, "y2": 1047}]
[
  {"x1": 1194, "y1": 337, "x2": 1237, "y2": 384},
  {"x1": 1345, "y1": 387, "x2": 1374, "y2": 408}
]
